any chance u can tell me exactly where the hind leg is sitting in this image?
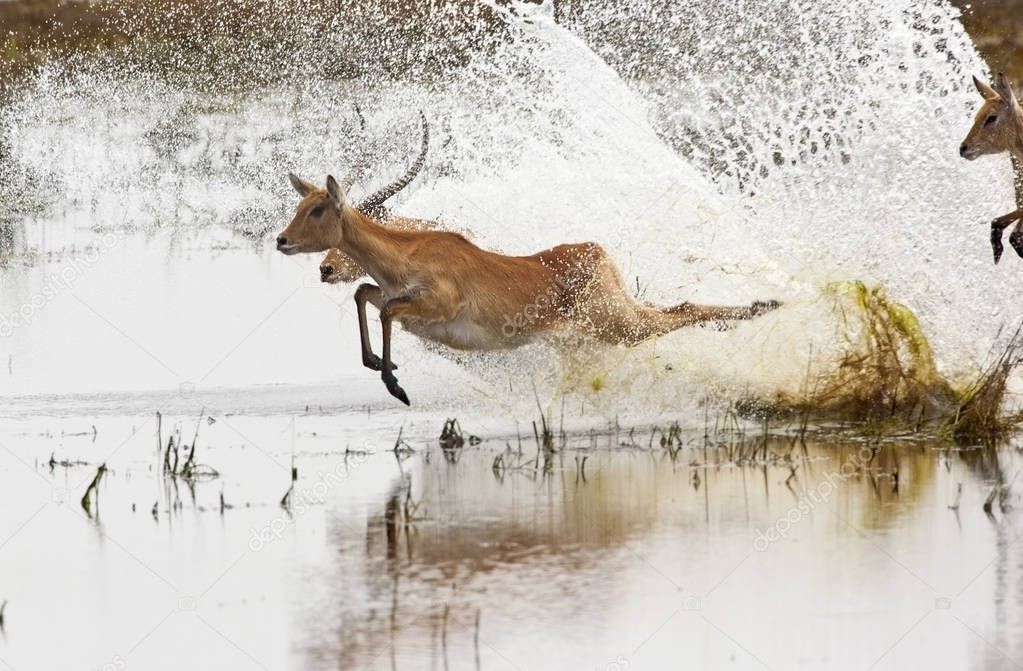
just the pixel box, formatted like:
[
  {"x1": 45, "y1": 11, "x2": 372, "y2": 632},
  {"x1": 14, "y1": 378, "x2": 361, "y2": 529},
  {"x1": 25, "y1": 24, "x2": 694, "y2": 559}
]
[
  {"x1": 581, "y1": 298, "x2": 782, "y2": 346},
  {"x1": 354, "y1": 283, "x2": 396, "y2": 372},
  {"x1": 671, "y1": 300, "x2": 781, "y2": 323},
  {"x1": 564, "y1": 252, "x2": 651, "y2": 344},
  {"x1": 571, "y1": 253, "x2": 780, "y2": 345}
]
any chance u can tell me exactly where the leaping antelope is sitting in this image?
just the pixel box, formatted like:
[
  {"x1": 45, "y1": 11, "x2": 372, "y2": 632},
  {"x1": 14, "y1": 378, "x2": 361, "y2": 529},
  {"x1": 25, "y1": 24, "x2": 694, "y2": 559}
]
[
  {"x1": 277, "y1": 116, "x2": 781, "y2": 405},
  {"x1": 960, "y1": 73, "x2": 1023, "y2": 263}
]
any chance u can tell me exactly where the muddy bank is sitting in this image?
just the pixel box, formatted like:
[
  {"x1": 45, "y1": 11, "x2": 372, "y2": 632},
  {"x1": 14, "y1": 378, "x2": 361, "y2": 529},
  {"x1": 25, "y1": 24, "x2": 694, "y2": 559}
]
[
  {"x1": 0, "y1": 0, "x2": 504, "y2": 90},
  {"x1": 952, "y1": 0, "x2": 1023, "y2": 82}
]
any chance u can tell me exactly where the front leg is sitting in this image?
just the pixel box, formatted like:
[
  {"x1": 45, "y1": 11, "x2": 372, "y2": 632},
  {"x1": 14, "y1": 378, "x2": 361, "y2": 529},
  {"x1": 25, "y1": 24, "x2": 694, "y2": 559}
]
[
  {"x1": 379, "y1": 295, "x2": 413, "y2": 406},
  {"x1": 354, "y1": 283, "x2": 396, "y2": 372},
  {"x1": 377, "y1": 287, "x2": 461, "y2": 406},
  {"x1": 989, "y1": 209, "x2": 1023, "y2": 264}
]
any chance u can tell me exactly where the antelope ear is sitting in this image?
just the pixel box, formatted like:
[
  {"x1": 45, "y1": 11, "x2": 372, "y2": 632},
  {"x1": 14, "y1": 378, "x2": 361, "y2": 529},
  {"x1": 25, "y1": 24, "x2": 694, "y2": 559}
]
[
  {"x1": 995, "y1": 73, "x2": 1022, "y2": 116},
  {"x1": 974, "y1": 75, "x2": 1000, "y2": 100},
  {"x1": 289, "y1": 173, "x2": 317, "y2": 197},
  {"x1": 325, "y1": 175, "x2": 346, "y2": 210}
]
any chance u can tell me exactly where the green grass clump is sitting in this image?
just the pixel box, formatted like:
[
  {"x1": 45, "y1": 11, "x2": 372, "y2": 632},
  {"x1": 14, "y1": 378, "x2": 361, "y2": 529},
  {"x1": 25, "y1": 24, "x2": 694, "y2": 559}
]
[{"x1": 740, "y1": 282, "x2": 1021, "y2": 440}]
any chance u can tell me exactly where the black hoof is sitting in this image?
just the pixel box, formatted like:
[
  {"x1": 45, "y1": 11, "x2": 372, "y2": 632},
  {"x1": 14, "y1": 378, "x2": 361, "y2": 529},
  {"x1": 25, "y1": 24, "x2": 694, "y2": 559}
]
[
  {"x1": 362, "y1": 355, "x2": 397, "y2": 372},
  {"x1": 1011, "y1": 230, "x2": 1023, "y2": 259},
  {"x1": 383, "y1": 374, "x2": 410, "y2": 406}
]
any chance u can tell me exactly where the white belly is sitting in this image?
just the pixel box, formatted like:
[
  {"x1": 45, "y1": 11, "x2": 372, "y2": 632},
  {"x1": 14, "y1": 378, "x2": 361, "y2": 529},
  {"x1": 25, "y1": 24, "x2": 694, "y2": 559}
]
[{"x1": 400, "y1": 316, "x2": 517, "y2": 351}]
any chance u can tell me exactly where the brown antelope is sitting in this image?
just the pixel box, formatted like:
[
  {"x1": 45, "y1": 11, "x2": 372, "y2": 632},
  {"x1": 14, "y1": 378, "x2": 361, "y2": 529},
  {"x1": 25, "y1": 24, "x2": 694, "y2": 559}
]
[
  {"x1": 960, "y1": 73, "x2": 1023, "y2": 263},
  {"x1": 278, "y1": 121, "x2": 781, "y2": 405}
]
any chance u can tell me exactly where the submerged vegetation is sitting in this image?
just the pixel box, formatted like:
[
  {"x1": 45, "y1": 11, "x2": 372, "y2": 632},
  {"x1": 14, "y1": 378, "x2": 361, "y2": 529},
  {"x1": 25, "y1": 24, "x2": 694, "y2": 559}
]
[{"x1": 158, "y1": 409, "x2": 219, "y2": 481}]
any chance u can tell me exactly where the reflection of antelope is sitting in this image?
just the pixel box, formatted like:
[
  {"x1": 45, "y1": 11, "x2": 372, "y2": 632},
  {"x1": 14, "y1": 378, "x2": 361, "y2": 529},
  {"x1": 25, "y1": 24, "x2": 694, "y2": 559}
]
[
  {"x1": 277, "y1": 116, "x2": 781, "y2": 405},
  {"x1": 960, "y1": 74, "x2": 1023, "y2": 263}
]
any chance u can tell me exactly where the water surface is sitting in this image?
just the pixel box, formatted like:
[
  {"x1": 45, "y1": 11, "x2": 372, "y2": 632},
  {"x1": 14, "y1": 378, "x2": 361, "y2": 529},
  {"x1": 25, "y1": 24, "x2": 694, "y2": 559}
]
[{"x1": 0, "y1": 410, "x2": 1020, "y2": 670}]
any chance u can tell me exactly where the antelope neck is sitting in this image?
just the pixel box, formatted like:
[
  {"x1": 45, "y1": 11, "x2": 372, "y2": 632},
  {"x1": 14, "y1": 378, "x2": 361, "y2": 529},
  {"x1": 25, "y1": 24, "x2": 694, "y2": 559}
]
[{"x1": 338, "y1": 206, "x2": 402, "y2": 286}]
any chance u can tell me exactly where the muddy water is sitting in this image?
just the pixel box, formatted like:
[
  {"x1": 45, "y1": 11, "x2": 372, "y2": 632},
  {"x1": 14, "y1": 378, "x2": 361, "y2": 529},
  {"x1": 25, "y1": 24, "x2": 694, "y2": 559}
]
[{"x1": 0, "y1": 405, "x2": 1020, "y2": 671}]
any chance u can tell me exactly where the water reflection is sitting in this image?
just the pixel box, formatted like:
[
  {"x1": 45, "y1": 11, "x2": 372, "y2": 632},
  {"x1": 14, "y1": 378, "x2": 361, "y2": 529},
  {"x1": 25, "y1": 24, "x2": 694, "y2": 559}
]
[{"x1": 301, "y1": 437, "x2": 1023, "y2": 670}]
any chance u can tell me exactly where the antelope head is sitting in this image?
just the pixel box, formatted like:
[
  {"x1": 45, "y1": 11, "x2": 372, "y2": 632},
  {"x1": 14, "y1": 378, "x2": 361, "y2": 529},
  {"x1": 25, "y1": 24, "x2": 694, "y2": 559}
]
[
  {"x1": 275, "y1": 113, "x2": 430, "y2": 256},
  {"x1": 276, "y1": 174, "x2": 346, "y2": 254},
  {"x1": 960, "y1": 73, "x2": 1023, "y2": 161},
  {"x1": 319, "y1": 248, "x2": 364, "y2": 284}
]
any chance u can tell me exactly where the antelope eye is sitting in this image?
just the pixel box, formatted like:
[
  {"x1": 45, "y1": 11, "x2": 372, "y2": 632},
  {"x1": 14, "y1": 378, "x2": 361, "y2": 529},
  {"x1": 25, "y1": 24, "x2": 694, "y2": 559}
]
[
  {"x1": 985, "y1": 114, "x2": 998, "y2": 126},
  {"x1": 310, "y1": 204, "x2": 325, "y2": 218}
]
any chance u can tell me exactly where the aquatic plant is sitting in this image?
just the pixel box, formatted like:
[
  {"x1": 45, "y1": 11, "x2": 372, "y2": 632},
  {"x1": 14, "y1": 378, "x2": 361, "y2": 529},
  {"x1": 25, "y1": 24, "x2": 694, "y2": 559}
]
[
  {"x1": 947, "y1": 323, "x2": 1023, "y2": 440},
  {"x1": 160, "y1": 409, "x2": 219, "y2": 481},
  {"x1": 735, "y1": 282, "x2": 1021, "y2": 437},
  {"x1": 80, "y1": 463, "x2": 107, "y2": 517},
  {"x1": 811, "y1": 281, "x2": 957, "y2": 422}
]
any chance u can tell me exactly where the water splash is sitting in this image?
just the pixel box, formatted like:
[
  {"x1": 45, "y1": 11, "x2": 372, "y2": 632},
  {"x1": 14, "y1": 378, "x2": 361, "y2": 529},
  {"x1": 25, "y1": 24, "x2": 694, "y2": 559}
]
[{"x1": 0, "y1": 0, "x2": 1016, "y2": 420}]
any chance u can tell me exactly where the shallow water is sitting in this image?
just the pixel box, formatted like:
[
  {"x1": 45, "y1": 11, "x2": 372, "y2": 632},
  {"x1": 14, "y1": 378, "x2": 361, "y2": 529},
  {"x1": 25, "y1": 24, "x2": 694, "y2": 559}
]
[{"x1": 0, "y1": 411, "x2": 1021, "y2": 671}]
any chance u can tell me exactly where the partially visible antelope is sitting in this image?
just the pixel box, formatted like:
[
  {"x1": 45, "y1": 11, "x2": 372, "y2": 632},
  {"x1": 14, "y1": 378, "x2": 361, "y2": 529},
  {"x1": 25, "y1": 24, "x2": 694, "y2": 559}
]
[
  {"x1": 278, "y1": 116, "x2": 781, "y2": 405},
  {"x1": 960, "y1": 73, "x2": 1023, "y2": 263}
]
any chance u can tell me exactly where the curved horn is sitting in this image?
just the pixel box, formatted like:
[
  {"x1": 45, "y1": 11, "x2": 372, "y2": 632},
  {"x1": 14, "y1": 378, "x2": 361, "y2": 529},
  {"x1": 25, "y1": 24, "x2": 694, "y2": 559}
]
[
  {"x1": 338, "y1": 104, "x2": 370, "y2": 193},
  {"x1": 357, "y1": 112, "x2": 429, "y2": 213}
]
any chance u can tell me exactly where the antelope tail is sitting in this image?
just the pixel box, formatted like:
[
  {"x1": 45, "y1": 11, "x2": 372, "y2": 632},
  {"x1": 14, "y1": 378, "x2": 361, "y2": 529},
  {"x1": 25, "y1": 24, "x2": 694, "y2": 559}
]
[{"x1": 358, "y1": 111, "x2": 429, "y2": 213}]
